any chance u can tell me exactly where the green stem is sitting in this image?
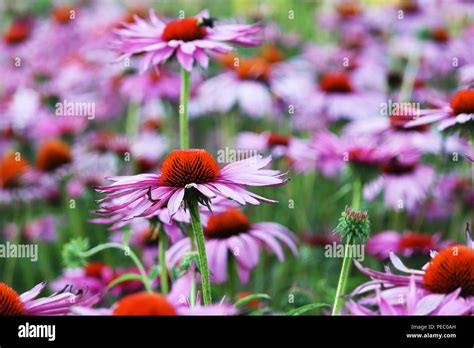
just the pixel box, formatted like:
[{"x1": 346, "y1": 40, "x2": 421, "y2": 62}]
[
  {"x1": 332, "y1": 242, "x2": 352, "y2": 315},
  {"x1": 332, "y1": 175, "x2": 362, "y2": 315},
  {"x1": 80, "y1": 242, "x2": 151, "y2": 292},
  {"x1": 126, "y1": 102, "x2": 140, "y2": 138},
  {"x1": 179, "y1": 68, "x2": 191, "y2": 149},
  {"x1": 158, "y1": 229, "x2": 169, "y2": 295},
  {"x1": 188, "y1": 199, "x2": 212, "y2": 305},
  {"x1": 351, "y1": 176, "x2": 362, "y2": 210},
  {"x1": 190, "y1": 269, "x2": 197, "y2": 307}
]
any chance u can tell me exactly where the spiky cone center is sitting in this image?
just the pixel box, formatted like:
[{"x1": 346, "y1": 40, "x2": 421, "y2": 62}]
[
  {"x1": 423, "y1": 245, "x2": 474, "y2": 297},
  {"x1": 319, "y1": 72, "x2": 353, "y2": 93},
  {"x1": 113, "y1": 292, "x2": 177, "y2": 315},
  {"x1": 381, "y1": 158, "x2": 417, "y2": 176},
  {"x1": 161, "y1": 17, "x2": 208, "y2": 42},
  {"x1": 335, "y1": 207, "x2": 370, "y2": 244},
  {"x1": 84, "y1": 262, "x2": 109, "y2": 279},
  {"x1": 160, "y1": 149, "x2": 220, "y2": 188},
  {"x1": 36, "y1": 139, "x2": 72, "y2": 172},
  {"x1": 52, "y1": 5, "x2": 76, "y2": 24},
  {"x1": 236, "y1": 57, "x2": 271, "y2": 83},
  {"x1": 204, "y1": 208, "x2": 251, "y2": 239},
  {"x1": 0, "y1": 152, "x2": 30, "y2": 189},
  {"x1": 450, "y1": 90, "x2": 474, "y2": 116},
  {"x1": 398, "y1": 232, "x2": 435, "y2": 251},
  {"x1": 260, "y1": 44, "x2": 284, "y2": 64},
  {"x1": 267, "y1": 133, "x2": 290, "y2": 147},
  {"x1": 0, "y1": 282, "x2": 25, "y2": 316}
]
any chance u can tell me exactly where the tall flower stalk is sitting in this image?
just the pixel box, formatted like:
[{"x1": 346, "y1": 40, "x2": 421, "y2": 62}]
[
  {"x1": 179, "y1": 68, "x2": 191, "y2": 149},
  {"x1": 332, "y1": 177, "x2": 369, "y2": 315}
]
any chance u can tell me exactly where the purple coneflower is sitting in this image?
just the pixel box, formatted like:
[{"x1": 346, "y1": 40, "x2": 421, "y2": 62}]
[
  {"x1": 0, "y1": 281, "x2": 93, "y2": 315},
  {"x1": 112, "y1": 9, "x2": 261, "y2": 72},
  {"x1": 166, "y1": 208, "x2": 297, "y2": 283},
  {"x1": 95, "y1": 149, "x2": 287, "y2": 222}
]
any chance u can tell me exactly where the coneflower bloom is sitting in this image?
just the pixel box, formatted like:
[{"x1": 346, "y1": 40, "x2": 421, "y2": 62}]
[
  {"x1": 347, "y1": 276, "x2": 470, "y2": 316},
  {"x1": 351, "y1": 225, "x2": 474, "y2": 313},
  {"x1": 3, "y1": 215, "x2": 57, "y2": 242},
  {"x1": 35, "y1": 138, "x2": 72, "y2": 175},
  {"x1": 166, "y1": 208, "x2": 298, "y2": 283},
  {"x1": 95, "y1": 149, "x2": 287, "y2": 222},
  {"x1": 367, "y1": 231, "x2": 450, "y2": 260},
  {"x1": 112, "y1": 9, "x2": 261, "y2": 72},
  {"x1": 405, "y1": 89, "x2": 474, "y2": 131},
  {"x1": 72, "y1": 291, "x2": 236, "y2": 316},
  {"x1": 0, "y1": 281, "x2": 94, "y2": 315}
]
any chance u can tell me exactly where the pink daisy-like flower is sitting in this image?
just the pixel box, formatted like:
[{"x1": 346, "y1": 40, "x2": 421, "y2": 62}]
[
  {"x1": 347, "y1": 276, "x2": 470, "y2": 316},
  {"x1": 95, "y1": 149, "x2": 287, "y2": 222},
  {"x1": 364, "y1": 150, "x2": 435, "y2": 211},
  {"x1": 351, "y1": 225, "x2": 474, "y2": 313},
  {"x1": 367, "y1": 230, "x2": 451, "y2": 260},
  {"x1": 166, "y1": 208, "x2": 298, "y2": 283},
  {"x1": 405, "y1": 89, "x2": 474, "y2": 131},
  {"x1": 112, "y1": 9, "x2": 261, "y2": 72},
  {"x1": 0, "y1": 281, "x2": 94, "y2": 315}
]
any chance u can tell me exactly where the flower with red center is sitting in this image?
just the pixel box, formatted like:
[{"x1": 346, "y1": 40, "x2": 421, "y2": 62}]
[
  {"x1": 113, "y1": 292, "x2": 177, "y2": 316},
  {"x1": 0, "y1": 281, "x2": 94, "y2": 316},
  {"x1": 431, "y1": 27, "x2": 450, "y2": 43},
  {"x1": 167, "y1": 208, "x2": 297, "y2": 283},
  {"x1": 367, "y1": 230, "x2": 449, "y2": 259},
  {"x1": 95, "y1": 150, "x2": 287, "y2": 222},
  {"x1": 364, "y1": 151, "x2": 435, "y2": 211},
  {"x1": 51, "y1": 262, "x2": 116, "y2": 296},
  {"x1": 3, "y1": 19, "x2": 32, "y2": 45},
  {"x1": 319, "y1": 72, "x2": 353, "y2": 94},
  {"x1": 351, "y1": 224, "x2": 474, "y2": 314},
  {"x1": 36, "y1": 139, "x2": 72, "y2": 173},
  {"x1": 111, "y1": 9, "x2": 261, "y2": 72},
  {"x1": 406, "y1": 90, "x2": 474, "y2": 131},
  {"x1": 0, "y1": 152, "x2": 30, "y2": 189}
]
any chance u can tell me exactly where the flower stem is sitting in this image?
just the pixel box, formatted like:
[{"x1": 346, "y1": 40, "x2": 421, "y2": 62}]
[
  {"x1": 332, "y1": 175, "x2": 362, "y2": 315},
  {"x1": 332, "y1": 242, "x2": 352, "y2": 315},
  {"x1": 179, "y1": 67, "x2": 191, "y2": 149},
  {"x1": 158, "y1": 228, "x2": 169, "y2": 295},
  {"x1": 81, "y1": 242, "x2": 152, "y2": 292},
  {"x1": 188, "y1": 199, "x2": 212, "y2": 305}
]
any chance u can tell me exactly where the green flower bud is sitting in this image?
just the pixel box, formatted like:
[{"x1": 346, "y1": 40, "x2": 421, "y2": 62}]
[
  {"x1": 62, "y1": 238, "x2": 89, "y2": 268},
  {"x1": 335, "y1": 207, "x2": 370, "y2": 244}
]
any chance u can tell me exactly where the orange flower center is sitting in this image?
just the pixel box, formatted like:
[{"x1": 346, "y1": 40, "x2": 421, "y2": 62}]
[
  {"x1": 335, "y1": 1, "x2": 362, "y2": 18},
  {"x1": 204, "y1": 208, "x2": 251, "y2": 239},
  {"x1": 450, "y1": 90, "x2": 474, "y2": 116},
  {"x1": 398, "y1": 232, "x2": 435, "y2": 251},
  {"x1": 236, "y1": 57, "x2": 271, "y2": 83},
  {"x1": 162, "y1": 18, "x2": 207, "y2": 42},
  {"x1": 3, "y1": 19, "x2": 31, "y2": 45},
  {"x1": 0, "y1": 282, "x2": 25, "y2": 316},
  {"x1": 267, "y1": 133, "x2": 290, "y2": 147},
  {"x1": 113, "y1": 292, "x2": 177, "y2": 315},
  {"x1": 36, "y1": 139, "x2": 72, "y2": 172},
  {"x1": 0, "y1": 152, "x2": 30, "y2": 189},
  {"x1": 260, "y1": 44, "x2": 284, "y2": 64},
  {"x1": 319, "y1": 72, "x2": 353, "y2": 93},
  {"x1": 160, "y1": 149, "x2": 220, "y2": 187},
  {"x1": 423, "y1": 245, "x2": 474, "y2": 297},
  {"x1": 52, "y1": 5, "x2": 76, "y2": 24}
]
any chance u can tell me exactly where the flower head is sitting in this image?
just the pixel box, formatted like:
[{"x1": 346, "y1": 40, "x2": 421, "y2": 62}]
[
  {"x1": 95, "y1": 150, "x2": 287, "y2": 222},
  {"x1": 335, "y1": 207, "x2": 370, "y2": 244},
  {"x1": 112, "y1": 9, "x2": 261, "y2": 72}
]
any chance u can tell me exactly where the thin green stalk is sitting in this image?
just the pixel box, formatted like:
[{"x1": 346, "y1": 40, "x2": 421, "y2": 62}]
[
  {"x1": 179, "y1": 68, "x2": 191, "y2": 149},
  {"x1": 158, "y1": 229, "x2": 169, "y2": 295},
  {"x1": 81, "y1": 242, "x2": 151, "y2": 292},
  {"x1": 331, "y1": 242, "x2": 352, "y2": 315},
  {"x1": 125, "y1": 102, "x2": 140, "y2": 138},
  {"x1": 190, "y1": 269, "x2": 197, "y2": 307},
  {"x1": 188, "y1": 199, "x2": 212, "y2": 305},
  {"x1": 332, "y1": 175, "x2": 362, "y2": 315}
]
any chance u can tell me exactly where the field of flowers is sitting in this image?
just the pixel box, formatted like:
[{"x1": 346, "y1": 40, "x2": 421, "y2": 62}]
[{"x1": 0, "y1": 0, "x2": 473, "y2": 317}]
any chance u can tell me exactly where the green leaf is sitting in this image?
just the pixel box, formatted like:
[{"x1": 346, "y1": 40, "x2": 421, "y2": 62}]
[
  {"x1": 287, "y1": 303, "x2": 330, "y2": 316},
  {"x1": 148, "y1": 266, "x2": 160, "y2": 281},
  {"x1": 106, "y1": 273, "x2": 144, "y2": 290},
  {"x1": 235, "y1": 294, "x2": 271, "y2": 308}
]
